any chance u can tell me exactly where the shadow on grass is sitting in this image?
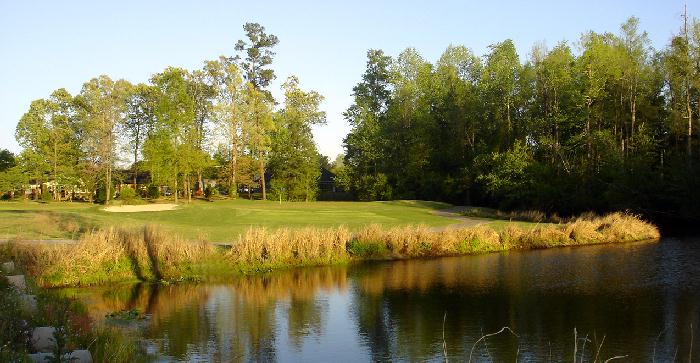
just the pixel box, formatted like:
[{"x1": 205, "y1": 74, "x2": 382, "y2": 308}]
[
  {"x1": 124, "y1": 226, "x2": 164, "y2": 282},
  {"x1": 0, "y1": 210, "x2": 97, "y2": 239},
  {"x1": 379, "y1": 200, "x2": 453, "y2": 210}
]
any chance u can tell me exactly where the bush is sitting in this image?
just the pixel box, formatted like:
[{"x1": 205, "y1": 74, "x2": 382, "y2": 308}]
[
  {"x1": 118, "y1": 186, "x2": 138, "y2": 204},
  {"x1": 94, "y1": 182, "x2": 115, "y2": 204},
  {"x1": 204, "y1": 185, "x2": 218, "y2": 200},
  {"x1": 41, "y1": 187, "x2": 52, "y2": 201},
  {"x1": 147, "y1": 185, "x2": 161, "y2": 199}
]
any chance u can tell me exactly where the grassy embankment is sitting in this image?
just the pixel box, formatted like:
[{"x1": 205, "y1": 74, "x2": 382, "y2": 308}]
[
  {"x1": 1, "y1": 202, "x2": 660, "y2": 288},
  {"x1": 0, "y1": 199, "x2": 455, "y2": 241}
]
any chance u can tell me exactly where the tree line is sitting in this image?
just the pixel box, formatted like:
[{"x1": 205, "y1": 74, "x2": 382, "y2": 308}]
[
  {"x1": 1, "y1": 23, "x2": 327, "y2": 203},
  {"x1": 339, "y1": 15, "x2": 700, "y2": 221}
]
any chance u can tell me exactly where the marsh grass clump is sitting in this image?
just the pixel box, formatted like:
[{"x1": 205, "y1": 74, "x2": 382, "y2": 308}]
[
  {"x1": 347, "y1": 213, "x2": 658, "y2": 260},
  {"x1": 7, "y1": 212, "x2": 659, "y2": 287},
  {"x1": 13, "y1": 226, "x2": 217, "y2": 287},
  {"x1": 228, "y1": 226, "x2": 350, "y2": 269}
]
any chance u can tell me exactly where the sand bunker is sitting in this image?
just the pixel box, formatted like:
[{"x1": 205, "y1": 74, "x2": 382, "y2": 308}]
[{"x1": 103, "y1": 204, "x2": 179, "y2": 213}]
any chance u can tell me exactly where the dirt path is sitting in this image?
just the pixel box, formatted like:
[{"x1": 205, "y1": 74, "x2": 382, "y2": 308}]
[
  {"x1": 102, "y1": 204, "x2": 179, "y2": 213},
  {"x1": 429, "y1": 206, "x2": 487, "y2": 232},
  {"x1": 0, "y1": 239, "x2": 77, "y2": 245}
]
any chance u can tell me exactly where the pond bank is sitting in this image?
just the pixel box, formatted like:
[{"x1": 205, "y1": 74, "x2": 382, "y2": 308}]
[
  {"x1": 0, "y1": 252, "x2": 145, "y2": 361},
  {"x1": 59, "y1": 237, "x2": 700, "y2": 362},
  {"x1": 5, "y1": 212, "x2": 660, "y2": 288}
]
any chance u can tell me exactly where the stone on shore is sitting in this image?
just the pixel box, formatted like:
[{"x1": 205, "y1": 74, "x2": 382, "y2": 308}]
[
  {"x1": 67, "y1": 350, "x2": 93, "y2": 363},
  {"x1": 27, "y1": 350, "x2": 93, "y2": 363},
  {"x1": 6, "y1": 274, "x2": 27, "y2": 291},
  {"x1": 27, "y1": 352, "x2": 52, "y2": 363},
  {"x1": 19, "y1": 294, "x2": 38, "y2": 314},
  {"x1": 1, "y1": 261, "x2": 14, "y2": 273},
  {"x1": 31, "y1": 326, "x2": 56, "y2": 352}
]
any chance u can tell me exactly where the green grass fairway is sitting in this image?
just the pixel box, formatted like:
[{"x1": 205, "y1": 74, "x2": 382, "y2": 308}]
[{"x1": 0, "y1": 199, "x2": 459, "y2": 242}]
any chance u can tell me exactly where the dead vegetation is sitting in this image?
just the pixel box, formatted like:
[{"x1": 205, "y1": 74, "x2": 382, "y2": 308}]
[{"x1": 4, "y1": 212, "x2": 660, "y2": 287}]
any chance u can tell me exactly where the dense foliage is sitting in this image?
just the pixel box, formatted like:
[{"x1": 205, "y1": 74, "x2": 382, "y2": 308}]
[
  {"x1": 340, "y1": 16, "x2": 700, "y2": 220},
  {"x1": 4, "y1": 23, "x2": 325, "y2": 203}
]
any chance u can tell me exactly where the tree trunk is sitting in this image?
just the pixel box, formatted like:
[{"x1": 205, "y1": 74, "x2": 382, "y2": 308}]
[
  {"x1": 133, "y1": 149, "x2": 138, "y2": 190},
  {"x1": 259, "y1": 154, "x2": 266, "y2": 200},
  {"x1": 230, "y1": 138, "x2": 238, "y2": 199},
  {"x1": 197, "y1": 171, "x2": 203, "y2": 196},
  {"x1": 105, "y1": 124, "x2": 113, "y2": 205},
  {"x1": 188, "y1": 174, "x2": 192, "y2": 203},
  {"x1": 53, "y1": 141, "x2": 58, "y2": 201},
  {"x1": 174, "y1": 177, "x2": 178, "y2": 204},
  {"x1": 106, "y1": 165, "x2": 112, "y2": 205},
  {"x1": 506, "y1": 100, "x2": 511, "y2": 145},
  {"x1": 687, "y1": 91, "x2": 693, "y2": 160},
  {"x1": 631, "y1": 96, "x2": 636, "y2": 142},
  {"x1": 183, "y1": 174, "x2": 188, "y2": 203},
  {"x1": 586, "y1": 101, "x2": 592, "y2": 161}
]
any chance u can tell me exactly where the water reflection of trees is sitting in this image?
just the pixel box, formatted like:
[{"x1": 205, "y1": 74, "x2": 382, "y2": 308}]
[
  {"x1": 348, "y1": 244, "x2": 699, "y2": 361},
  {"x1": 65, "y1": 241, "x2": 699, "y2": 361},
  {"x1": 69, "y1": 266, "x2": 347, "y2": 361}
]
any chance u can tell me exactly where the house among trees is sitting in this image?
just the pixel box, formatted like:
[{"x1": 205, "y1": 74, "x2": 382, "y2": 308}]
[
  {"x1": 318, "y1": 167, "x2": 350, "y2": 201},
  {"x1": 120, "y1": 170, "x2": 152, "y2": 192},
  {"x1": 21, "y1": 179, "x2": 91, "y2": 201},
  {"x1": 319, "y1": 168, "x2": 337, "y2": 193}
]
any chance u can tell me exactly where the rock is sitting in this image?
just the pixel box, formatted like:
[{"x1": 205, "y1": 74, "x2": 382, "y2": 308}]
[
  {"x1": 67, "y1": 349, "x2": 93, "y2": 363},
  {"x1": 6, "y1": 274, "x2": 27, "y2": 291},
  {"x1": 19, "y1": 294, "x2": 38, "y2": 314},
  {"x1": 27, "y1": 350, "x2": 93, "y2": 363},
  {"x1": 1, "y1": 261, "x2": 14, "y2": 273},
  {"x1": 31, "y1": 326, "x2": 56, "y2": 352},
  {"x1": 27, "y1": 352, "x2": 52, "y2": 363}
]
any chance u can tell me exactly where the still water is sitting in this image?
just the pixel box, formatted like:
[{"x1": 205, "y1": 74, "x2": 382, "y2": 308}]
[{"x1": 65, "y1": 238, "x2": 700, "y2": 362}]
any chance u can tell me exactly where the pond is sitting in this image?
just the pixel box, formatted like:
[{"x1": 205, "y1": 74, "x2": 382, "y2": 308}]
[{"x1": 63, "y1": 237, "x2": 700, "y2": 362}]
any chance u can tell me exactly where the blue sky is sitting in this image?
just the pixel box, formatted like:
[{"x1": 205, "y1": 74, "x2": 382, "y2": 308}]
[{"x1": 0, "y1": 0, "x2": 696, "y2": 159}]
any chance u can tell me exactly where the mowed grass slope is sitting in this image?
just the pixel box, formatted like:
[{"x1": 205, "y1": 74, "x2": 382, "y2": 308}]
[{"x1": 0, "y1": 199, "x2": 456, "y2": 242}]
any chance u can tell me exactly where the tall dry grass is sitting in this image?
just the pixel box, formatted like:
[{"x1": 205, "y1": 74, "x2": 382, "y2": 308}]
[
  {"x1": 11, "y1": 226, "x2": 215, "y2": 287},
  {"x1": 6, "y1": 212, "x2": 660, "y2": 287},
  {"x1": 228, "y1": 227, "x2": 350, "y2": 267},
  {"x1": 346, "y1": 212, "x2": 658, "y2": 258}
]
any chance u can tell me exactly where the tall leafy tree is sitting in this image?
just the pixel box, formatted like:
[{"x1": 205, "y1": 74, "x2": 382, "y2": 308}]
[
  {"x1": 0, "y1": 150, "x2": 24, "y2": 198},
  {"x1": 207, "y1": 57, "x2": 245, "y2": 197},
  {"x1": 75, "y1": 76, "x2": 131, "y2": 204},
  {"x1": 0, "y1": 149, "x2": 15, "y2": 173},
  {"x1": 241, "y1": 83, "x2": 275, "y2": 200},
  {"x1": 124, "y1": 83, "x2": 156, "y2": 188},
  {"x1": 234, "y1": 22, "x2": 279, "y2": 95},
  {"x1": 480, "y1": 40, "x2": 521, "y2": 148},
  {"x1": 16, "y1": 89, "x2": 81, "y2": 200},
  {"x1": 144, "y1": 67, "x2": 203, "y2": 203},
  {"x1": 341, "y1": 49, "x2": 393, "y2": 200},
  {"x1": 235, "y1": 22, "x2": 279, "y2": 199},
  {"x1": 665, "y1": 16, "x2": 698, "y2": 160},
  {"x1": 187, "y1": 68, "x2": 216, "y2": 194},
  {"x1": 269, "y1": 76, "x2": 326, "y2": 201},
  {"x1": 617, "y1": 17, "x2": 651, "y2": 144}
]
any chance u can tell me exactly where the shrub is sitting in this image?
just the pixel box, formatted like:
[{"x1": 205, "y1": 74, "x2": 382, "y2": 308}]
[
  {"x1": 204, "y1": 185, "x2": 218, "y2": 200},
  {"x1": 118, "y1": 186, "x2": 138, "y2": 204},
  {"x1": 41, "y1": 187, "x2": 52, "y2": 201},
  {"x1": 94, "y1": 182, "x2": 115, "y2": 204},
  {"x1": 147, "y1": 185, "x2": 161, "y2": 199}
]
